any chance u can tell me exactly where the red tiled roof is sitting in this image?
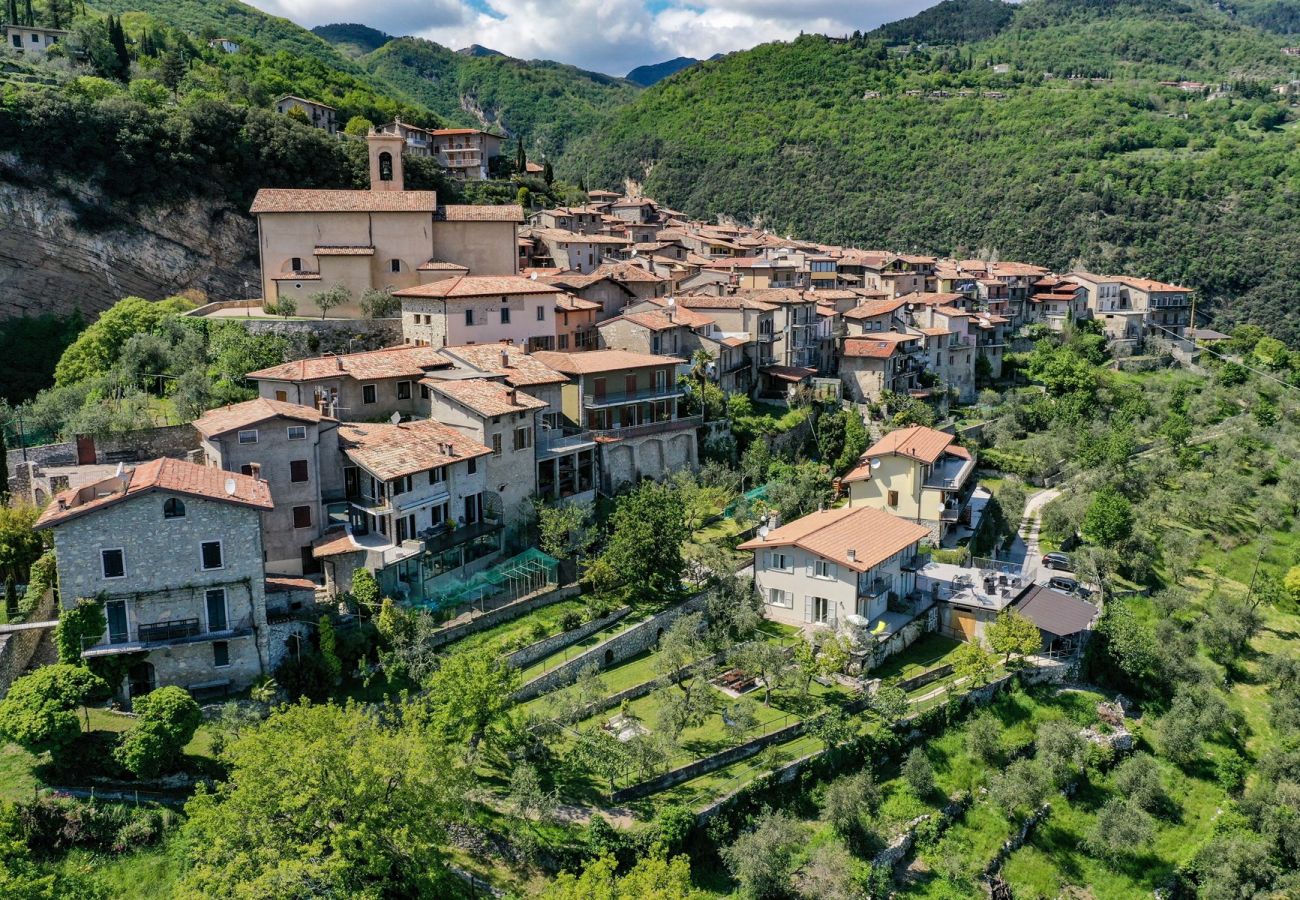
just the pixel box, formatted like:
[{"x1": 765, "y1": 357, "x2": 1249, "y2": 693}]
[
  {"x1": 393, "y1": 275, "x2": 563, "y2": 299},
  {"x1": 36, "y1": 458, "x2": 273, "y2": 529},
  {"x1": 440, "y1": 344, "x2": 567, "y2": 387},
  {"x1": 738, "y1": 506, "x2": 929, "y2": 573},
  {"x1": 532, "y1": 349, "x2": 683, "y2": 375},
  {"x1": 250, "y1": 189, "x2": 438, "y2": 214},
  {"x1": 194, "y1": 398, "x2": 331, "y2": 438},
  {"x1": 842, "y1": 333, "x2": 918, "y2": 358},
  {"x1": 844, "y1": 297, "x2": 908, "y2": 320},
  {"x1": 248, "y1": 346, "x2": 450, "y2": 382},
  {"x1": 439, "y1": 204, "x2": 523, "y2": 222},
  {"x1": 677, "y1": 295, "x2": 778, "y2": 312},
  {"x1": 425, "y1": 378, "x2": 546, "y2": 418},
  {"x1": 417, "y1": 261, "x2": 470, "y2": 272},
  {"x1": 339, "y1": 420, "x2": 491, "y2": 481},
  {"x1": 864, "y1": 425, "x2": 954, "y2": 464},
  {"x1": 760, "y1": 365, "x2": 816, "y2": 383}
]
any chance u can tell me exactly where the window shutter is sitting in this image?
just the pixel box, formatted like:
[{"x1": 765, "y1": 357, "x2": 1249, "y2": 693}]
[
  {"x1": 765, "y1": 552, "x2": 772, "y2": 570},
  {"x1": 805, "y1": 557, "x2": 814, "y2": 577},
  {"x1": 803, "y1": 596, "x2": 812, "y2": 623},
  {"x1": 830, "y1": 563, "x2": 838, "y2": 581}
]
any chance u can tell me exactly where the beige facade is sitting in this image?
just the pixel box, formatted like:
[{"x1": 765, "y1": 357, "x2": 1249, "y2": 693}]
[
  {"x1": 4, "y1": 23, "x2": 67, "y2": 55},
  {"x1": 844, "y1": 425, "x2": 976, "y2": 542},
  {"x1": 275, "y1": 95, "x2": 337, "y2": 133},
  {"x1": 397, "y1": 277, "x2": 562, "y2": 350}
]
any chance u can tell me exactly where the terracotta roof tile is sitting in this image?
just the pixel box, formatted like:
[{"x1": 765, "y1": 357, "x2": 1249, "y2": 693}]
[
  {"x1": 556, "y1": 295, "x2": 602, "y2": 312},
  {"x1": 251, "y1": 189, "x2": 438, "y2": 214},
  {"x1": 844, "y1": 297, "x2": 908, "y2": 319},
  {"x1": 248, "y1": 346, "x2": 451, "y2": 383},
  {"x1": 36, "y1": 458, "x2": 272, "y2": 529},
  {"x1": 393, "y1": 275, "x2": 563, "y2": 299},
  {"x1": 440, "y1": 344, "x2": 567, "y2": 387},
  {"x1": 312, "y1": 526, "x2": 363, "y2": 558},
  {"x1": 738, "y1": 506, "x2": 929, "y2": 572},
  {"x1": 425, "y1": 379, "x2": 546, "y2": 418},
  {"x1": 438, "y1": 204, "x2": 523, "y2": 222},
  {"x1": 532, "y1": 349, "x2": 684, "y2": 375},
  {"x1": 842, "y1": 333, "x2": 919, "y2": 358},
  {"x1": 677, "y1": 295, "x2": 777, "y2": 312},
  {"x1": 417, "y1": 260, "x2": 470, "y2": 272},
  {"x1": 864, "y1": 425, "x2": 954, "y2": 464},
  {"x1": 339, "y1": 420, "x2": 491, "y2": 481},
  {"x1": 194, "y1": 398, "x2": 331, "y2": 437}
]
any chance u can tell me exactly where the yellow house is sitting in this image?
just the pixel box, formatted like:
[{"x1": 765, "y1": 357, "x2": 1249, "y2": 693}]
[{"x1": 843, "y1": 425, "x2": 976, "y2": 542}]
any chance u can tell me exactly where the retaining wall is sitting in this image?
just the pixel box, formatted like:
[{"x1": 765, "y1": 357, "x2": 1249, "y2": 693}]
[
  {"x1": 514, "y1": 595, "x2": 707, "y2": 702},
  {"x1": 0, "y1": 588, "x2": 56, "y2": 698},
  {"x1": 566, "y1": 650, "x2": 728, "y2": 723},
  {"x1": 505, "y1": 606, "x2": 631, "y2": 670},
  {"x1": 896, "y1": 663, "x2": 955, "y2": 694},
  {"x1": 427, "y1": 585, "x2": 580, "y2": 650}
]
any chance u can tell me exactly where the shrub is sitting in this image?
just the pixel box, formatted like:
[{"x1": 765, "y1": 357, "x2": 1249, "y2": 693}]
[
  {"x1": 55, "y1": 597, "x2": 106, "y2": 664},
  {"x1": 16, "y1": 795, "x2": 169, "y2": 856},
  {"x1": 559, "y1": 610, "x2": 583, "y2": 632},
  {"x1": 903, "y1": 747, "x2": 936, "y2": 797},
  {"x1": 114, "y1": 686, "x2": 202, "y2": 778},
  {"x1": 0, "y1": 664, "x2": 106, "y2": 761},
  {"x1": 275, "y1": 651, "x2": 334, "y2": 702}
]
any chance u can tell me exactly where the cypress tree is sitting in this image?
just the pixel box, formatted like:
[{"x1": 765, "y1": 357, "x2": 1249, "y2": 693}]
[
  {"x1": 542, "y1": 159, "x2": 554, "y2": 186},
  {"x1": 108, "y1": 15, "x2": 130, "y2": 81},
  {"x1": 514, "y1": 135, "x2": 526, "y2": 174}
]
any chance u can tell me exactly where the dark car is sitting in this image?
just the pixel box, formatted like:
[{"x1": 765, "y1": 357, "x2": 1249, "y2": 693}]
[
  {"x1": 1042, "y1": 551, "x2": 1072, "y2": 570},
  {"x1": 1048, "y1": 575, "x2": 1080, "y2": 593}
]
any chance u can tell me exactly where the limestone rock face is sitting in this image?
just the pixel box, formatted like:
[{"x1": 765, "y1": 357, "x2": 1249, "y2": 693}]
[{"x1": 0, "y1": 161, "x2": 257, "y2": 320}]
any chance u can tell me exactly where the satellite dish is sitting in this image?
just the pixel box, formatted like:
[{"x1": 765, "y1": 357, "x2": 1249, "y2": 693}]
[
  {"x1": 224, "y1": 478, "x2": 237, "y2": 496},
  {"x1": 757, "y1": 525, "x2": 770, "y2": 540},
  {"x1": 530, "y1": 271, "x2": 538, "y2": 280},
  {"x1": 389, "y1": 412, "x2": 402, "y2": 425},
  {"x1": 870, "y1": 457, "x2": 882, "y2": 469}
]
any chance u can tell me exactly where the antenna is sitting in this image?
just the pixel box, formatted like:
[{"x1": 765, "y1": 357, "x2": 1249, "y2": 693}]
[{"x1": 530, "y1": 271, "x2": 538, "y2": 280}]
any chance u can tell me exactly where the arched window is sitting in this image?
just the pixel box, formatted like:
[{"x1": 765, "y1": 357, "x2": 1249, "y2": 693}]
[
  {"x1": 163, "y1": 497, "x2": 186, "y2": 519},
  {"x1": 379, "y1": 151, "x2": 393, "y2": 182}
]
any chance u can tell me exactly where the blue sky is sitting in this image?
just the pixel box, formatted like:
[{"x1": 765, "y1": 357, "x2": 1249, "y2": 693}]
[{"x1": 244, "y1": 0, "x2": 936, "y2": 75}]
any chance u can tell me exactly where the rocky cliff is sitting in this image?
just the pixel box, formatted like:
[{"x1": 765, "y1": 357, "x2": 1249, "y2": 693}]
[{"x1": 0, "y1": 157, "x2": 258, "y2": 320}]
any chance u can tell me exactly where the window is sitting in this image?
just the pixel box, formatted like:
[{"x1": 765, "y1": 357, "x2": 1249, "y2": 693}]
[
  {"x1": 767, "y1": 588, "x2": 793, "y2": 609},
  {"x1": 465, "y1": 309, "x2": 475, "y2": 326},
  {"x1": 810, "y1": 596, "x2": 831, "y2": 625},
  {"x1": 537, "y1": 305, "x2": 545, "y2": 321},
  {"x1": 240, "y1": 464, "x2": 254, "y2": 476},
  {"x1": 238, "y1": 429, "x2": 258, "y2": 444},
  {"x1": 292, "y1": 505, "x2": 313, "y2": 529},
  {"x1": 213, "y1": 641, "x2": 230, "y2": 668},
  {"x1": 390, "y1": 259, "x2": 401, "y2": 273},
  {"x1": 290, "y1": 257, "x2": 302, "y2": 271},
  {"x1": 286, "y1": 425, "x2": 306, "y2": 441},
  {"x1": 396, "y1": 381, "x2": 412, "y2": 400},
  {"x1": 768, "y1": 552, "x2": 791, "y2": 572},
  {"x1": 467, "y1": 456, "x2": 478, "y2": 475},
  {"x1": 390, "y1": 474, "x2": 413, "y2": 495},
  {"x1": 419, "y1": 384, "x2": 430, "y2": 400},
  {"x1": 378, "y1": 151, "x2": 394, "y2": 181},
  {"x1": 362, "y1": 384, "x2": 377, "y2": 404},
  {"x1": 491, "y1": 433, "x2": 502, "y2": 456},
  {"x1": 814, "y1": 559, "x2": 836, "y2": 579},
  {"x1": 290, "y1": 460, "x2": 310, "y2": 483},
  {"x1": 887, "y1": 490, "x2": 899, "y2": 507},
  {"x1": 200, "y1": 541, "x2": 224, "y2": 571},
  {"x1": 274, "y1": 390, "x2": 288, "y2": 402},
  {"x1": 101, "y1": 548, "x2": 125, "y2": 579},
  {"x1": 558, "y1": 334, "x2": 569, "y2": 350},
  {"x1": 513, "y1": 426, "x2": 533, "y2": 451},
  {"x1": 205, "y1": 588, "x2": 228, "y2": 632},
  {"x1": 163, "y1": 498, "x2": 185, "y2": 519}
]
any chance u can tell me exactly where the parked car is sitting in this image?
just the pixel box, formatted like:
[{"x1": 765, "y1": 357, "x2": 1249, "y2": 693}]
[
  {"x1": 1048, "y1": 575, "x2": 1079, "y2": 593},
  {"x1": 1042, "y1": 551, "x2": 1072, "y2": 570}
]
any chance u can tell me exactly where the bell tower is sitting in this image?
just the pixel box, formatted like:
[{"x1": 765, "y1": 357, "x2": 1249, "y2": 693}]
[{"x1": 367, "y1": 131, "x2": 406, "y2": 192}]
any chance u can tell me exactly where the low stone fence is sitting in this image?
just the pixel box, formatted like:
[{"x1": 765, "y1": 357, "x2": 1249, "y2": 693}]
[
  {"x1": 873, "y1": 795, "x2": 970, "y2": 872},
  {"x1": 896, "y1": 663, "x2": 955, "y2": 694},
  {"x1": 505, "y1": 606, "x2": 631, "y2": 670},
  {"x1": 428, "y1": 585, "x2": 580, "y2": 651},
  {"x1": 565, "y1": 651, "x2": 728, "y2": 723},
  {"x1": 0, "y1": 588, "x2": 56, "y2": 698},
  {"x1": 513, "y1": 596, "x2": 707, "y2": 702}
]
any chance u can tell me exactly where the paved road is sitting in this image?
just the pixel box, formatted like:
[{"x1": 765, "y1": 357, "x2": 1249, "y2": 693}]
[{"x1": 1010, "y1": 487, "x2": 1060, "y2": 584}]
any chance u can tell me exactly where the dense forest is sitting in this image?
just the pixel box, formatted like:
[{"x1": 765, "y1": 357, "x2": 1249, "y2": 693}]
[{"x1": 560, "y1": 0, "x2": 1300, "y2": 345}]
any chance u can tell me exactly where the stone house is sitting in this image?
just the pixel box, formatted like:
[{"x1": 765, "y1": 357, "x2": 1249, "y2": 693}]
[
  {"x1": 428, "y1": 128, "x2": 504, "y2": 180},
  {"x1": 843, "y1": 295, "x2": 907, "y2": 336},
  {"x1": 34, "y1": 459, "x2": 274, "y2": 704},
  {"x1": 554, "y1": 295, "x2": 601, "y2": 351},
  {"x1": 541, "y1": 263, "x2": 667, "y2": 321},
  {"x1": 738, "y1": 506, "x2": 929, "y2": 632},
  {"x1": 395, "y1": 275, "x2": 564, "y2": 351},
  {"x1": 532, "y1": 349, "x2": 698, "y2": 494},
  {"x1": 333, "y1": 419, "x2": 494, "y2": 603},
  {"x1": 250, "y1": 133, "x2": 522, "y2": 315},
  {"x1": 842, "y1": 425, "x2": 977, "y2": 543},
  {"x1": 727, "y1": 288, "x2": 820, "y2": 370},
  {"x1": 247, "y1": 345, "x2": 454, "y2": 422},
  {"x1": 530, "y1": 207, "x2": 606, "y2": 234},
  {"x1": 1026, "y1": 277, "x2": 1089, "y2": 331},
  {"x1": 524, "y1": 229, "x2": 632, "y2": 274},
  {"x1": 1070, "y1": 272, "x2": 1140, "y2": 342},
  {"x1": 194, "y1": 398, "x2": 343, "y2": 577},
  {"x1": 275, "y1": 95, "x2": 336, "y2": 133},
  {"x1": 838, "y1": 332, "x2": 925, "y2": 403},
  {"x1": 912, "y1": 305, "x2": 977, "y2": 403},
  {"x1": 971, "y1": 311, "x2": 1010, "y2": 380}
]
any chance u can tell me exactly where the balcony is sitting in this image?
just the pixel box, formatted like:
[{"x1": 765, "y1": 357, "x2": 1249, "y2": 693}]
[
  {"x1": 583, "y1": 384, "x2": 684, "y2": 408},
  {"x1": 350, "y1": 494, "x2": 393, "y2": 516},
  {"x1": 591, "y1": 414, "x2": 702, "y2": 441},
  {"x1": 393, "y1": 482, "x2": 450, "y2": 513},
  {"x1": 83, "y1": 616, "x2": 254, "y2": 657},
  {"x1": 923, "y1": 456, "x2": 976, "y2": 491},
  {"x1": 537, "y1": 425, "x2": 596, "y2": 458},
  {"x1": 859, "y1": 577, "x2": 892, "y2": 599}
]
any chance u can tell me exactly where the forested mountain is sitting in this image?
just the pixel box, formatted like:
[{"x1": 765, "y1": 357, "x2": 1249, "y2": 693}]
[
  {"x1": 310, "y1": 22, "x2": 393, "y2": 58},
  {"x1": 869, "y1": 0, "x2": 1017, "y2": 45},
  {"x1": 561, "y1": 0, "x2": 1300, "y2": 345},
  {"x1": 358, "y1": 38, "x2": 641, "y2": 156},
  {"x1": 627, "y1": 56, "x2": 716, "y2": 86}
]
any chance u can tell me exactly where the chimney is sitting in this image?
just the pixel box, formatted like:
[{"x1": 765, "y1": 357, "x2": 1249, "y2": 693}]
[
  {"x1": 335, "y1": 355, "x2": 343, "y2": 371},
  {"x1": 508, "y1": 387, "x2": 518, "y2": 405},
  {"x1": 248, "y1": 462, "x2": 262, "y2": 480},
  {"x1": 501, "y1": 348, "x2": 511, "y2": 369},
  {"x1": 847, "y1": 549, "x2": 856, "y2": 562}
]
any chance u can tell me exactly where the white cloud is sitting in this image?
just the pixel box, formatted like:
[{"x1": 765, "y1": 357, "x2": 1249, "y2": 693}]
[{"x1": 244, "y1": 0, "x2": 937, "y2": 75}]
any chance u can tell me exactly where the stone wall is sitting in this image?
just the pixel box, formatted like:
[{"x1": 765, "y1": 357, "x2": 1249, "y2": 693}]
[
  {"x1": 505, "y1": 606, "x2": 631, "y2": 670},
  {"x1": 896, "y1": 663, "x2": 955, "y2": 694},
  {"x1": 427, "y1": 585, "x2": 581, "y2": 651},
  {"x1": 566, "y1": 651, "x2": 727, "y2": 723},
  {"x1": 267, "y1": 619, "x2": 314, "y2": 674},
  {"x1": 6, "y1": 424, "x2": 200, "y2": 481},
  {"x1": 0, "y1": 588, "x2": 55, "y2": 698},
  {"x1": 234, "y1": 316, "x2": 402, "y2": 355},
  {"x1": 514, "y1": 595, "x2": 707, "y2": 702}
]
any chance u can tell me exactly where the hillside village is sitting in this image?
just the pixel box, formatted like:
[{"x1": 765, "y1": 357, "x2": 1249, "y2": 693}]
[{"x1": 2, "y1": 3, "x2": 1300, "y2": 899}]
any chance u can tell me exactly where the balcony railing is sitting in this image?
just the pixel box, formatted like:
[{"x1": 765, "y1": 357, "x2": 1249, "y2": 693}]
[
  {"x1": 591, "y1": 415, "x2": 702, "y2": 441},
  {"x1": 924, "y1": 457, "x2": 975, "y2": 491},
  {"x1": 583, "y1": 385, "x2": 684, "y2": 408},
  {"x1": 537, "y1": 426, "x2": 596, "y2": 457},
  {"x1": 83, "y1": 615, "x2": 253, "y2": 657},
  {"x1": 859, "y1": 577, "x2": 891, "y2": 599}
]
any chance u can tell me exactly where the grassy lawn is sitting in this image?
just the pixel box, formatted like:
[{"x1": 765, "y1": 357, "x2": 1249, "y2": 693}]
[
  {"x1": 449, "y1": 598, "x2": 591, "y2": 655},
  {"x1": 869, "y1": 633, "x2": 963, "y2": 682},
  {"x1": 515, "y1": 612, "x2": 649, "y2": 684}
]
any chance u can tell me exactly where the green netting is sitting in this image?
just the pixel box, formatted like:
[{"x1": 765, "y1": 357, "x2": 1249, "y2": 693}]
[
  {"x1": 724, "y1": 483, "x2": 769, "y2": 518},
  {"x1": 417, "y1": 548, "x2": 559, "y2": 611}
]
